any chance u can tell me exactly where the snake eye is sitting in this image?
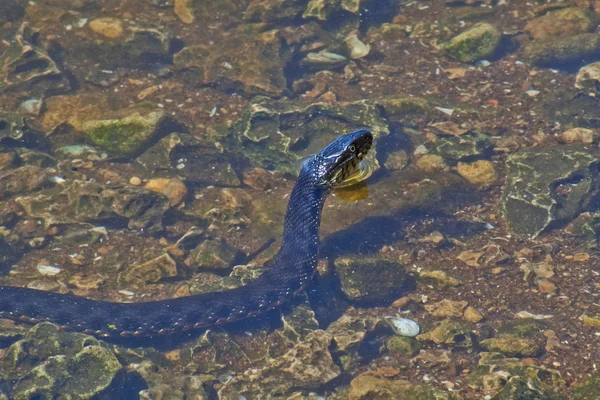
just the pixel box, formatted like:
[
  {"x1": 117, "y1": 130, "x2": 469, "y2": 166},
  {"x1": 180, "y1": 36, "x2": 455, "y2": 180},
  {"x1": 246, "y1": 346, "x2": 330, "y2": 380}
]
[{"x1": 348, "y1": 145, "x2": 356, "y2": 153}]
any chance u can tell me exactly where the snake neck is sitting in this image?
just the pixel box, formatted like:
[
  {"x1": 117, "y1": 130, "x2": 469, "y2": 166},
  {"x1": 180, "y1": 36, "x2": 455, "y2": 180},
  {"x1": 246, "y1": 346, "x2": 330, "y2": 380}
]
[{"x1": 275, "y1": 173, "x2": 329, "y2": 275}]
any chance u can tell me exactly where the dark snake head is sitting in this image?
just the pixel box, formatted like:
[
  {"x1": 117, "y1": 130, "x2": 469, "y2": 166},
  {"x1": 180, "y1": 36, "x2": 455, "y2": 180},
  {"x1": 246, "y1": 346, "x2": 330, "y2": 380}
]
[{"x1": 304, "y1": 129, "x2": 373, "y2": 188}]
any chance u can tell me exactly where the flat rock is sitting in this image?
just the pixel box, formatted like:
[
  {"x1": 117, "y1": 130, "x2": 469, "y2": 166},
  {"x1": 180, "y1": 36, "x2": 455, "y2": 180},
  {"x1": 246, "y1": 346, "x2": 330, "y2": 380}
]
[
  {"x1": 335, "y1": 257, "x2": 407, "y2": 303},
  {"x1": 501, "y1": 145, "x2": 600, "y2": 238}
]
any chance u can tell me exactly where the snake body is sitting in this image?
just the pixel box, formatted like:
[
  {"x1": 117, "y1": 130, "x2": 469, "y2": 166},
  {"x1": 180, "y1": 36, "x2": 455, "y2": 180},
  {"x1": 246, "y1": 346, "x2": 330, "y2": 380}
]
[{"x1": 0, "y1": 130, "x2": 373, "y2": 337}]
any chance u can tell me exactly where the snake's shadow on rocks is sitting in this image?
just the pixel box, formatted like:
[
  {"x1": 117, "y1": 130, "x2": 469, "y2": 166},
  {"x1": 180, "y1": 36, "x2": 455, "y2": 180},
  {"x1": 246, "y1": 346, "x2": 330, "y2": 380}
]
[{"x1": 312, "y1": 209, "x2": 488, "y2": 327}]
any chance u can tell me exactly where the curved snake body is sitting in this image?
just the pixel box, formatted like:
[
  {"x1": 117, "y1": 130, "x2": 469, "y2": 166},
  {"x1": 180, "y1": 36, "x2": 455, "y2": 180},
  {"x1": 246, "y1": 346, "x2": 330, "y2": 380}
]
[{"x1": 0, "y1": 130, "x2": 373, "y2": 337}]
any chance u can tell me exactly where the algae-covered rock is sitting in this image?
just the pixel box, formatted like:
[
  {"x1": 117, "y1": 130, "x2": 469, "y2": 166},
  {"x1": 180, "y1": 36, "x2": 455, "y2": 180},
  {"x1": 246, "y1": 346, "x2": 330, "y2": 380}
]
[
  {"x1": 334, "y1": 257, "x2": 407, "y2": 303},
  {"x1": 0, "y1": 323, "x2": 122, "y2": 400},
  {"x1": 136, "y1": 132, "x2": 240, "y2": 186},
  {"x1": 480, "y1": 334, "x2": 542, "y2": 357},
  {"x1": 303, "y1": 0, "x2": 339, "y2": 20},
  {"x1": 573, "y1": 372, "x2": 600, "y2": 400},
  {"x1": 525, "y1": 7, "x2": 595, "y2": 40},
  {"x1": 468, "y1": 352, "x2": 565, "y2": 399},
  {"x1": 523, "y1": 33, "x2": 600, "y2": 67},
  {"x1": 218, "y1": 330, "x2": 340, "y2": 399},
  {"x1": 438, "y1": 23, "x2": 502, "y2": 62},
  {"x1": 501, "y1": 146, "x2": 600, "y2": 238},
  {"x1": 491, "y1": 376, "x2": 564, "y2": 400},
  {"x1": 125, "y1": 253, "x2": 178, "y2": 283},
  {"x1": 386, "y1": 336, "x2": 421, "y2": 357},
  {"x1": 346, "y1": 374, "x2": 461, "y2": 400},
  {"x1": 417, "y1": 318, "x2": 473, "y2": 347},
  {"x1": 83, "y1": 109, "x2": 167, "y2": 157},
  {"x1": 133, "y1": 360, "x2": 209, "y2": 400},
  {"x1": 15, "y1": 179, "x2": 170, "y2": 233},
  {"x1": 229, "y1": 96, "x2": 388, "y2": 174}
]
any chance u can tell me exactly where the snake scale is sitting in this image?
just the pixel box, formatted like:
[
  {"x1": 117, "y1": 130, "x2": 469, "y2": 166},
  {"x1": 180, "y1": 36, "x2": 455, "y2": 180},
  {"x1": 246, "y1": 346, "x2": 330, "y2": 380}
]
[{"x1": 0, "y1": 130, "x2": 373, "y2": 338}]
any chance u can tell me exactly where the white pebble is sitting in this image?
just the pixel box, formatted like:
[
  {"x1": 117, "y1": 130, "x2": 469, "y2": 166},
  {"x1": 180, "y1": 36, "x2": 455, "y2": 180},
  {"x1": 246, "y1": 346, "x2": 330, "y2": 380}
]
[
  {"x1": 37, "y1": 265, "x2": 61, "y2": 276},
  {"x1": 384, "y1": 316, "x2": 420, "y2": 337}
]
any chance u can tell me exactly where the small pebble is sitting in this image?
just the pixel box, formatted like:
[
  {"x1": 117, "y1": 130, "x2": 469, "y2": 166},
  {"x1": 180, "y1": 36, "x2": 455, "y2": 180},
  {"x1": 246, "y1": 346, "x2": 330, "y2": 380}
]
[
  {"x1": 129, "y1": 176, "x2": 142, "y2": 186},
  {"x1": 37, "y1": 264, "x2": 61, "y2": 276},
  {"x1": 384, "y1": 316, "x2": 420, "y2": 337}
]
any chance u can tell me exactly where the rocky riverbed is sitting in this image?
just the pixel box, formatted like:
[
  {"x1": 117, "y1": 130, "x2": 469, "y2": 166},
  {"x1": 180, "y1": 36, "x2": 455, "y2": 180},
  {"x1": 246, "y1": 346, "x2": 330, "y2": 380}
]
[{"x1": 1, "y1": 0, "x2": 600, "y2": 399}]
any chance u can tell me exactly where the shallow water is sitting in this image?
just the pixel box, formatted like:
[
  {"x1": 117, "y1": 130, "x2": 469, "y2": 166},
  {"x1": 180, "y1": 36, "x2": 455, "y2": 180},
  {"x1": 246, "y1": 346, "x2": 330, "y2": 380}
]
[{"x1": 1, "y1": 0, "x2": 600, "y2": 399}]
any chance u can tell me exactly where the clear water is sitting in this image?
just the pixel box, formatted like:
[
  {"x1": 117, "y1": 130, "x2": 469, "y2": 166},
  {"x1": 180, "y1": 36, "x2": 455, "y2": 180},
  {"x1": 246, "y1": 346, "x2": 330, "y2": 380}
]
[{"x1": 0, "y1": 0, "x2": 599, "y2": 399}]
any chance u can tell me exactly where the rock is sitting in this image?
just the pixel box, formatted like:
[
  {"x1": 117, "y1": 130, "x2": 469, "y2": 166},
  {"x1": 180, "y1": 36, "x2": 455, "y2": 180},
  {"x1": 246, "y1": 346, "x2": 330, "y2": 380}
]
[
  {"x1": 415, "y1": 154, "x2": 449, "y2": 172},
  {"x1": 417, "y1": 319, "x2": 473, "y2": 347},
  {"x1": 137, "y1": 133, "x2": 240, "y2": 186},
  {"x1": 299, "y1": 50, "x2": 348, "y2": 72},
  {"x1": 491, "y1": 376, "x2": 563, "y2": 400},
  {"x1": 126, "y1": 253, "x2": 178, "y2": 283},
  {"x1": 228, "y1": 96, "x2": 388, "y2": 175},
  {"x1": 185, "y1": 187, "x2": 252, "y2": 229},
  {"x1": 525, "y1": 8, "x2": 595, "y2": 40},
  {"x1": 0, "y1": 323, "x2": 122, "y2": 399},
  {"x1": 468, "y1": 352, "x2": 565, "y2": 399},
  {"x1": 42, "y1": 93, "x2": 112, "y2": 133},
  {"x1": 502, "y1": 146, "x2": 600, "y2": 238},
  {"x1": 386, "y1": 336, "x2": 421, "y2": 357},
  {"x1": 144, "y1": 177, "x2": 188, "y2": 207},
  {"x1": 0, "y1": 23, "x2": 69, "y2": 95},
  {"x1": 0, "y1": 153, "x2": 16, "y2": 171},
  {"x1": 582, "y1": 314, "x2": 600, "y2": 327},
  {"x1": 0, "y1": 0, "x2": 24, "y2": 25},
  {"x1": 0, "y1": 112, "x2": 25, "y2": 141},
  {"x1": 334, "y1": 257, "x2": 407, "y2": 302},
  {"x1": 345, "y1": 34, "x2": 370, "y2": 59},
  {"x1": 346, "y1": 374, "x2": 460, "y2": 400},
  {"x1": 89, "y1": 17, "x2": 124, "y2": 39},
  {"x1": 456, "y1": 160, "x2": 497, "y2": 188},
  {"x1": 573, "y1": 372, "x2": 600, "y2": 400},
  {"x1": 378, "y1": 96, "x2": 434, "y2": 117},
  {"x1": 425, "y1": 299, "x2": 469, "y2": 318},
  {"x1": 185, "y1": 239, "x2": 240, "y2": 271},
  {"x1": 218, "y1": 330, "x2": 340, "y2": 399},
  {"x1": 326, "y1": 311, "x2": 384, "y2": 371},
  {"x1": 480, "y1": 334, "x2": 542, "y2": 357},
  {"x1": 438, "y1": 22, "x2": 502, "y2": 62},
  {"x1": 499, "y1": 318, "x2": 549, "y2": 338},
  {"x1": 576, "y1": 62, "x2": 600, "y2": 95},
  {"x1": 523, "y1": 33, "x2": 600, "y2": 67},
  {"x1": 133, "y1": 361, "x2": 209, "y2": 399},
  {"x1": 419, "y1": 269, "x2": 462, "y2": 288},
  {"x1": 245, "y1": 0, "x2": 306, "y2": 22},
  {"x1": 0, "y1": 166, "x2": 48, "y2": 201},
  {"x1": 383, "y1": 316, "x2": 420, "y2": 338},
  {"x1": 457, "y1": 249, "x2": 484, "y2": 267},
  {"x1": 83, "y1": 109, "x2": 168, "y2": 157},
  {"x1": 203, "y1": 32, "x2": 287, "y2": 97},
  {"x1": 129, "y1": 176, "x2": 142, "y2": 186},
  {"x1": 463, "y1": 306, "x2": 484, "y2": 323},
  {"x1": 15, "y1": 180, "x2": 170, "y2": 233},
  {"x1": 428, "y1": 130, "x2": 493, "y2": 161},
  {"x1": 66, "y1": 26, "x2": 175, "y2": 72},
  {"x1": 173, "y1": 0, "x2": 246, "y2": 25},
  {"x1": 384, "y1": 151, "x2": 408, "y2": 170},
  {"x1": 557, "y1": 127, "x2": 597, "y2": 144}
]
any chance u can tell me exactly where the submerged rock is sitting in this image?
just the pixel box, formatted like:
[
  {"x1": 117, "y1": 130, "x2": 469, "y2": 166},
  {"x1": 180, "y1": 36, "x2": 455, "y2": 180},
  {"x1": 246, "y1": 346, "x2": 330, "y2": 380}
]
[
  {"x1": 480, "y1": 334, "x2": 542, "y2": 357},
  {"x1": 185, "y1": 239, "x2": 240, "y2": 271},
  {"x1": 218, "y1": 330, "x2": 340, "y2": 399},
  {"x1": 15, "y1": 179, "x2": 170, "y2": 233},
  {"x1": 137, "y1": 132, "x2": 240, "y2": 186},
  {"x1": 203, "y1": 32, "x2": 288, "y2": 97},
  {"x1": 0, "y1": 23, "x2": 69, "y2": 95},
  {"x1": 334, "y1": 257, "x2": 407, "y2": 303},
  {"x1": 0, "y1": 323, "x2": 122, "y2": 400},
  {"x1": 83, "y1": 109, "x2": 167, "y2": 157},
  {"x1": 0, "y1": 166, "x2": 48, "y2": 201},
  {"x1": 428, "y1": 130, "x2": 493, "y2": 161},
  {"x1": 502, "y1": 146, "x2": 600, "y2": 238},
  {"x1": 438, "y1": 22, "x2": 502, "y2": 62},
  {"x1": 245, "y1": 0, "x2": 307, "y2": 22},
  {"x1": 346, "y1": 374, "x2": 460, "y2": 400},
  {"x1": 525, "y1": 7, "x2": 595, "y2": 40},
  {"x1": 576, "y1": 61, "x2": 600, "y2": 95},
  {"x1": 0, "y1": 112, "x2": 25, "y2": 141},
  {"x1": 523, "y1": 33, "x2": 600, "y2": 67},
  {"x1": 573, "y1": 371, "x2": 600, "y2": 400},
  {"x1": 228, "y1": 96, "x2": 388, "y2": 174}
]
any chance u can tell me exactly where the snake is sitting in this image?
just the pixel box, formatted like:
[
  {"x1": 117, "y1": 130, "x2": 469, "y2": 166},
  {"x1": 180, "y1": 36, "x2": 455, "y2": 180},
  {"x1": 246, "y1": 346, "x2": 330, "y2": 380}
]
[{"x1": 0, "y1": 130, "x2": 373, "y2": 338}]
